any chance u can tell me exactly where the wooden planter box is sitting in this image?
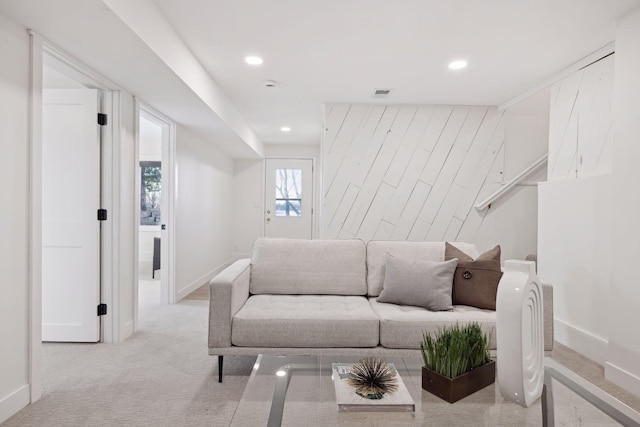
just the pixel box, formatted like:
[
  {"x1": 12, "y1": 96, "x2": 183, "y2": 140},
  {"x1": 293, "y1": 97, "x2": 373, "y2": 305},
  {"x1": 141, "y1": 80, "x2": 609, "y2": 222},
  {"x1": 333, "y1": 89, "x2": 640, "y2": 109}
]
[{"x1": 421, "y1": 360, "x2": 496, "y2": 403}]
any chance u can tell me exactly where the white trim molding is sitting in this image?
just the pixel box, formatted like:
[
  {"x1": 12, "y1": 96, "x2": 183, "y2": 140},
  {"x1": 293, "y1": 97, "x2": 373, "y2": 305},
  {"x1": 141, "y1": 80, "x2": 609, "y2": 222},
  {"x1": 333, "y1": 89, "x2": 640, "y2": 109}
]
[
  {"x1": 498, "y1": 43, "x2": 615, "y2": 111},
  {"x1": 27, "y1": 29, "x2": 43, "y2": 404},
  {"x1": 0, "y1": 385, "x2": 30, "y2": 424},
  {"x1": 605, "y1": 362, "x2": 640, "y2": 398},
  {"x1": 175, "y1": 260, "x2": 233, "y2": 301},
  {"x1": 554, "y1": 317, "x2": 609, "y2": 365}
]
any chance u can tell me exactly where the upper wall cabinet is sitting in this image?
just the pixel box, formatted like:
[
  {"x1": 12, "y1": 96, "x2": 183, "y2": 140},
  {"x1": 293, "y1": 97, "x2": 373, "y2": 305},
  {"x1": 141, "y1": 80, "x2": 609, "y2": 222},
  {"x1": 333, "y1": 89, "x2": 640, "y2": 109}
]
[{"x1": 548, "y1": 54, "x2": 614, "y2": 181}]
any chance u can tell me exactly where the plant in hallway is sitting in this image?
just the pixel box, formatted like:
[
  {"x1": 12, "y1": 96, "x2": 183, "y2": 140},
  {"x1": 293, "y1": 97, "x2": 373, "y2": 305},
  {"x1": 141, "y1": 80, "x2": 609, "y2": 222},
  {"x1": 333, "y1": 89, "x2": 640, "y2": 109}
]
[{"x1": 420, "y1": 322, "x2": 495, "y2": 403}]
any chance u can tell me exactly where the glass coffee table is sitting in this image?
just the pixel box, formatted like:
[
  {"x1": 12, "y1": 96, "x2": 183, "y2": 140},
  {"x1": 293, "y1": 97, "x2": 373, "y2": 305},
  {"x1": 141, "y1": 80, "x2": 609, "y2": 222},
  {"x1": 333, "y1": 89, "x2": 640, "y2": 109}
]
[{"x1": 229, "y1": 355, "x2": 635, "y2": 426}]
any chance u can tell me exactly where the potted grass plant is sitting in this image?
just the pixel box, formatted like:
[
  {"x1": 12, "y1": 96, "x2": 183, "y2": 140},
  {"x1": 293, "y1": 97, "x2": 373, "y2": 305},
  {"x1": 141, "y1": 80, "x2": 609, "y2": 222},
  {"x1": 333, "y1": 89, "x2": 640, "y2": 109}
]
[{"x1": 420, "y1": 322, "x2": 495, "y2": 403}]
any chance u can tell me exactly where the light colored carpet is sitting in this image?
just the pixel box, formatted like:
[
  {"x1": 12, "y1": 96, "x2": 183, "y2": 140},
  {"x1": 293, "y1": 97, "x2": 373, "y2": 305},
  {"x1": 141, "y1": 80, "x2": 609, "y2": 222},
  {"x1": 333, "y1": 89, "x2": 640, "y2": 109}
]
[
  {"x1": 4, "y1": 281, "x2": 639, "y2": 426},
  {"x1": 182, "y1": 283, "x2": 209, "y2": 301},
  {"x1": 4, "y1": 282, "x2": 255, "y2": 427}
]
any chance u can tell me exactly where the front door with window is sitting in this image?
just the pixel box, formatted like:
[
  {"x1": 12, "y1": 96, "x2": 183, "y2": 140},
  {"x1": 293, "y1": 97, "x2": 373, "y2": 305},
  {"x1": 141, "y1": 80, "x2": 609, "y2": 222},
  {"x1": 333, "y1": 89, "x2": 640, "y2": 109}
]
[{"x1": 264, "y1": 158, "x2": 313, "y2": 239}]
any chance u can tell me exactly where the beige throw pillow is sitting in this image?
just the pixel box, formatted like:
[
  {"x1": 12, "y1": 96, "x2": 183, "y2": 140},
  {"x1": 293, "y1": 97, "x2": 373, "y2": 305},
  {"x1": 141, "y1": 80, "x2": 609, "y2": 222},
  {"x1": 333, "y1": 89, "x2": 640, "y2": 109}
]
[
  {"x1": 377, "y1": 254, "x2": 458, "y2": 311},
  {"x1": 445, "y1": 243, "x2": 503, "y2": 310}
]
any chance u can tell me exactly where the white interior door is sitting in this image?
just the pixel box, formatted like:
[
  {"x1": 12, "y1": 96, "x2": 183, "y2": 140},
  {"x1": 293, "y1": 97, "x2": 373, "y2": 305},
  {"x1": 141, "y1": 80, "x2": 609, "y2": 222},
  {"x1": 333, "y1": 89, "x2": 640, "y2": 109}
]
[
  {"x1": 265, "y1": 158, "x2": 313, "y2": 239},
  {"x1": 42, "y1": 89, "x2": 101, "y2": 342}
]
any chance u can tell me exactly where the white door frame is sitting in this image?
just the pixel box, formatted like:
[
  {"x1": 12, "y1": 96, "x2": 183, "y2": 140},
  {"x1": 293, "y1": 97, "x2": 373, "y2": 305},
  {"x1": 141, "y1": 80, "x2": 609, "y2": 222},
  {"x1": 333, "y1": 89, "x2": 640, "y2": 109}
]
[
  {"x1": 28, "y1": 32, "x2": 125, "y2": 402},
  {"x1": 134, "y1": 103, "x2": 177, "y2": 320}
]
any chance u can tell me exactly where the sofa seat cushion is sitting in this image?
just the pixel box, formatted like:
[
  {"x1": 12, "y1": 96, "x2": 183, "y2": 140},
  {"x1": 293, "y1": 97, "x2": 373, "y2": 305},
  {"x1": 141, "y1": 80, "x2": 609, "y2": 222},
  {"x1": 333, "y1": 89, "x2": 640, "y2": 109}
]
[
  {"x1": 232, "y1": 295, "x2": 379, "y2": 348},
  {"x1": 369, "y1": 298, "x2": 497, "y2": 350}
]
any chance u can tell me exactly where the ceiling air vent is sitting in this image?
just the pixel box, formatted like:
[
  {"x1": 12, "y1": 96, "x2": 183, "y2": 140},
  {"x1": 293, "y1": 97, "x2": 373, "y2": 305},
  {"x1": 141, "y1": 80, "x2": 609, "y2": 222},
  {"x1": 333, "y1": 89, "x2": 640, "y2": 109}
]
[{"x1": 373, "y1": 88, "x2": 392, "y2": 98}]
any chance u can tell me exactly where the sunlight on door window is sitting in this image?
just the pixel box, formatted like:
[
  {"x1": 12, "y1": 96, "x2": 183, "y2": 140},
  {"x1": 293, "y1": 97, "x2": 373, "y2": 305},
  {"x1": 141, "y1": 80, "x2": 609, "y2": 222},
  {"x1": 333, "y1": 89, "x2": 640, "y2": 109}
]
[{"x1": 275, "y1": 169, "x2": 302, "y2": 216}]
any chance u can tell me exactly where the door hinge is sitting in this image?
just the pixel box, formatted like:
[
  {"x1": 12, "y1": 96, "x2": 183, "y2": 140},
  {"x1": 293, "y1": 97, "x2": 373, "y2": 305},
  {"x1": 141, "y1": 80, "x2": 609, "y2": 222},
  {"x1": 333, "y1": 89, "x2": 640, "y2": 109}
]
[
  {"x1": 97, "y1": 113, "x2": 108, "y2": 126},
  {"x1": 97, "y1": 209, "x2": 108, "y2": 221},
  {"x1": 97, "y1": 303, "x2": 107, "y2": 316}
]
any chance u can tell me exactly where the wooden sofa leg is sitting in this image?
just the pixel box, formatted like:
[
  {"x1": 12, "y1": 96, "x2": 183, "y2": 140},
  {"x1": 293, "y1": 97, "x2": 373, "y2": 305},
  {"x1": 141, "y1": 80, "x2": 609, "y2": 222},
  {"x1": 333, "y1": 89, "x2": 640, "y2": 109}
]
[{"x1": 218, "y1": 355, "x2": 224, "y2": 383}]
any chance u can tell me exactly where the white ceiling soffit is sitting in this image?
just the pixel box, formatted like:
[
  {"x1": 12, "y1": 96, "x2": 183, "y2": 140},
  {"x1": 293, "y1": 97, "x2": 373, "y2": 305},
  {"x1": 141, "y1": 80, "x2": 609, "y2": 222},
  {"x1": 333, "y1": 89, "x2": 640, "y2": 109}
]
[
  {"x1": 152, "y1": 0, "x2": 639, "y2": 144},
  {"x1": 0, "y1": 0, "x2": 263, "y2": 159},
  {"x1": 101, "y1": 0, "x2": 263, "y2": 158}
]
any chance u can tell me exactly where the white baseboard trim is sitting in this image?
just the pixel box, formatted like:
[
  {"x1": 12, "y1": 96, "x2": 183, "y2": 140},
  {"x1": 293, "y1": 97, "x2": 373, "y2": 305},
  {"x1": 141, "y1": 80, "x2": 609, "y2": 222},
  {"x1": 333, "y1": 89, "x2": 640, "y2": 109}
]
[
  {"x1": 605, "y1": 362, "x2": 640, "y2": 398},
  {"x1": 554, "y1": 317, "x2": 608, "y2": 365},
  {"x1": 0, "y1": 384, "x2": 30, "y2": 424},
  {"x1": 176, "y1": 259, "x2": 233, "y2": 301}
]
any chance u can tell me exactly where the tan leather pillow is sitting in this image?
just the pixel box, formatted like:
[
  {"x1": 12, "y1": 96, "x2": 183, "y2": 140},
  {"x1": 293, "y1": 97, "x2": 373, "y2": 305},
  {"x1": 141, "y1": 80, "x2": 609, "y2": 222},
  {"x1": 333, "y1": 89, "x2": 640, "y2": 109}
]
[{"x1": 445, "y1": 243, "x2": 503, "y2": 310}]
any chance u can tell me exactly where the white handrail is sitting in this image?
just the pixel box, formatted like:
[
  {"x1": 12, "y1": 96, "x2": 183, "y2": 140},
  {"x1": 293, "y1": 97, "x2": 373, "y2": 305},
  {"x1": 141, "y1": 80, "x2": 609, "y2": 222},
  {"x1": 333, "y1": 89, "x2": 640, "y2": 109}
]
[{"x1": 474, "y1": 154, "x2": 548, "y2": 211}]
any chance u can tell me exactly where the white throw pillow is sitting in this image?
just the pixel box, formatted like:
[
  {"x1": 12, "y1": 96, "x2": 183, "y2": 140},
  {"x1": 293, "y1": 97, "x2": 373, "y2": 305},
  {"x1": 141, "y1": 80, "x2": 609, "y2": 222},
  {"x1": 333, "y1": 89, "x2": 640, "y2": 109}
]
[{"x1": 377, "y1": 253, "x2": 458, "y2": 311}]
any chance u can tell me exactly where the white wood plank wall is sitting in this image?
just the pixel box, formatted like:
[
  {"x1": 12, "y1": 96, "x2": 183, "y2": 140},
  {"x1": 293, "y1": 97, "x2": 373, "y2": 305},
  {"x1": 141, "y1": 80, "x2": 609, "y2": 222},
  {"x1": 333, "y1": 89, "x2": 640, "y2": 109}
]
[
  {"x1": 323, "y1": 104, "x2": 505, "y2": 242},
  {"x1": 548, "y1": 54, "x2": 614, "y2": 180}
]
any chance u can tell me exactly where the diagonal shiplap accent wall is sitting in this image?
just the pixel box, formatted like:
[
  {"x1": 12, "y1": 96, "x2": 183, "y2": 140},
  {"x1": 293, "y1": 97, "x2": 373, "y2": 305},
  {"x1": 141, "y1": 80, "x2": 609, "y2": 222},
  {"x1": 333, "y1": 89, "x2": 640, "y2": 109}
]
[
  {"x1": 548, "y1": 54, "x2": 614, "y2": 180},
  {"x1": 323, "y1": 104, "x2": 506, "y2": 243}
]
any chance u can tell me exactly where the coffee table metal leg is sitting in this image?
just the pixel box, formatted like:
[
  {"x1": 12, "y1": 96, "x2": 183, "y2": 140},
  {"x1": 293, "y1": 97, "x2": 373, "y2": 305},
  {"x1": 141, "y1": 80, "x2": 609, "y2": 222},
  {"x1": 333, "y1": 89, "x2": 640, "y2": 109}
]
[
  {"x1": 543, "y1": 358, "x2": 640, "y2": 426},
  {"x1": 268, "y1": 367, "x2": 293, "y2": 427},
  {"x1": 218, "y1": 356, "x2": 223, "y2": 383},
  {"x1": 542, "y1": 370, "x2": 554, "y2": 427},
  {"x1": 267, "y1": 364, "x2": 317, "y2": 427}
]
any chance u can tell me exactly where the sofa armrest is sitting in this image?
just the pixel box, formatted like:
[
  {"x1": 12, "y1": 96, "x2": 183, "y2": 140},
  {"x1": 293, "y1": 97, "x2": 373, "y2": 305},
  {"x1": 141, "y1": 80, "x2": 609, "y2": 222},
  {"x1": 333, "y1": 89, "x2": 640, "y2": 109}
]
[
  {"x1": 208, "y1": 258, "x2": 251, "y2": 348},
  {"x1": 542, "y1": 282, "x2": 554, "y2": 351}
]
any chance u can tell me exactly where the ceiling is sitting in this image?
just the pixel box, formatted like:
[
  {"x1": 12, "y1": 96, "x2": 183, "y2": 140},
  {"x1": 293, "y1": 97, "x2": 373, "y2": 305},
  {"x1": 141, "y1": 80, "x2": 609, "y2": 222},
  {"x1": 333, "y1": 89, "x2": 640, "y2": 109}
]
[{"x1": 1, "y1": 0, "x2": 639, "y2": 156}]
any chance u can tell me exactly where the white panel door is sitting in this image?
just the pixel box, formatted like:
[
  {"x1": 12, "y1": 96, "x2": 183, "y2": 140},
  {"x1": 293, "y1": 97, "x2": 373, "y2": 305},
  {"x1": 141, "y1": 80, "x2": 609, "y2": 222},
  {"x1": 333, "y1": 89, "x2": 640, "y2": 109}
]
[
  {"x1": 265, "y1": 159, "x2": 313, "y2": 239},
  {"x1": 42, "y1": 89, "x2": 101, "y2": 342}
]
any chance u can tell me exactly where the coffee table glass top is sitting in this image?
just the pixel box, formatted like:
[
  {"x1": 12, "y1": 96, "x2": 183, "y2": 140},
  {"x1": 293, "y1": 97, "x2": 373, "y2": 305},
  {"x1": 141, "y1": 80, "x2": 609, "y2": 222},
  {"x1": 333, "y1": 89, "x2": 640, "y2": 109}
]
[{"x1": 229, "y1": 355, "x2": 623, "y2": 426}]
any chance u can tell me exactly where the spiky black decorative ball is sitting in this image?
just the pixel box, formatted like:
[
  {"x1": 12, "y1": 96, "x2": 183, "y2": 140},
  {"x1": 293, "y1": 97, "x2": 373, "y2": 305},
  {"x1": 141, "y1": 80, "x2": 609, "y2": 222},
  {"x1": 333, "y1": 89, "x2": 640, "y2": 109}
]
[{"x1": 347, "y1": 357, "x2": 399, "y2": 399}]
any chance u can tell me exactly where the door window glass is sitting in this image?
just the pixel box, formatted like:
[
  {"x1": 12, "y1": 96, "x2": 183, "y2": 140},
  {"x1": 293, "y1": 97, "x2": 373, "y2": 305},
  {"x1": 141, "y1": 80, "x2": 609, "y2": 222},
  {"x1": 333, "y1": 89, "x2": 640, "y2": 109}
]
[{"x1": 275, "y1": 169, "x2": 302, "y2": 216}]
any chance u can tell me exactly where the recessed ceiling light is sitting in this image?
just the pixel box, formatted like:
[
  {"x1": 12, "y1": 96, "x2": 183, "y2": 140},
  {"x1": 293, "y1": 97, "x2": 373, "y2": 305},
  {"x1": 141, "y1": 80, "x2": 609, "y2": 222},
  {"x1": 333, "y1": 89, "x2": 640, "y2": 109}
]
[
  {"x1": 244, "y1": 56, "x2": 263, "y2": 66},
  {"x1": 280, "y1": 126, "x2": 291, "y2": 132},
  {"x1": 448, "y1": 60, "x2": 468, "y2": 70}
]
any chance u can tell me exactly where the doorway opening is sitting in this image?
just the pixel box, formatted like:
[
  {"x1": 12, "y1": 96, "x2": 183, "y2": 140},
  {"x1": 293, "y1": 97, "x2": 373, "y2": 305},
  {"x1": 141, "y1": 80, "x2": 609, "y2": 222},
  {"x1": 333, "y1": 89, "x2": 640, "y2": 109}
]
[
  {"x1": 135, "y1": 106, "x2": 176, "y2": 323},
  {"x1": 138, "y1": 114, "x2": 163, "y2": 310}
]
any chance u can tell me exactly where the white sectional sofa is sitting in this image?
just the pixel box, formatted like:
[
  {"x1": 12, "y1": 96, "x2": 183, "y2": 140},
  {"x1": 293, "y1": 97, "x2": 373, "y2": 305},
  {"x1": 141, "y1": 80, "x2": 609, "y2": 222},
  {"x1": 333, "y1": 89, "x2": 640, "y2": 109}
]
[{"x1": 208, "y1": 238, "x2": 553, "y2": 381}]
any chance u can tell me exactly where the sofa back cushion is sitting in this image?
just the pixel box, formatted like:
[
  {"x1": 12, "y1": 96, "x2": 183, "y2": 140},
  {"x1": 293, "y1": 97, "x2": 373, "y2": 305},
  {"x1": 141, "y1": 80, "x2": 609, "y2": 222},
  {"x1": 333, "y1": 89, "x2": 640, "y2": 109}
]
[
  {"x1": 366, "y1": 241, "x2": 479, "y2": 296},
  {"x1": 250, "y1": 238, "x2": 367, "y2": 295}
]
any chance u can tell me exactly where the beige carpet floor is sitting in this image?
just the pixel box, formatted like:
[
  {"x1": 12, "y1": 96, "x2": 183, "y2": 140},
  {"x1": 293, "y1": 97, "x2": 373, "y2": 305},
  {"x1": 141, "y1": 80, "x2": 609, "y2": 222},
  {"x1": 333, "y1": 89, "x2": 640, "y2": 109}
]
[{"x1": 4, "y1": 282, "x2": 639, "y2": 426}]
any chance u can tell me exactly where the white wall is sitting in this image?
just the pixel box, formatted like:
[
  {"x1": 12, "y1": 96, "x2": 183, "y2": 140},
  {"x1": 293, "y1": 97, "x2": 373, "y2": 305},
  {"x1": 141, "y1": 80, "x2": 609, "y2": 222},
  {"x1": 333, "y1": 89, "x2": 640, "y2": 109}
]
[
  {"x1": 139, "y1": 116, "x2": 162, "y2": 160},
  {"x1": 537, "y1": 53, "x2": 615, "y2": 366},
  {"x1": 175, "y1": 126, "x2": 235, "y2": 299},
  {"x1": 535, "y1": 9, "x2": 640, "y2": 397},
  {"x1": 233, "y1": 159, "x2": 263, "y2": 258},
  {"x1": 504, "y1": 89, "x2": 550, "y2": 182},
  {"x1": 608, "y1": 7, "x2": 640, "y2": 397},
  {"x1": 0, "y1": 12, "x2": 31, "y2": 423},
  {"x1": 538, "y1": 176, "x2": 611, "y2": 364},
  {"x1": 322, "y1": 103, "x2": 546, "y2": 261},
  {"x1": 468, "y1": 91, "x2": 549, "y2": 262}
]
